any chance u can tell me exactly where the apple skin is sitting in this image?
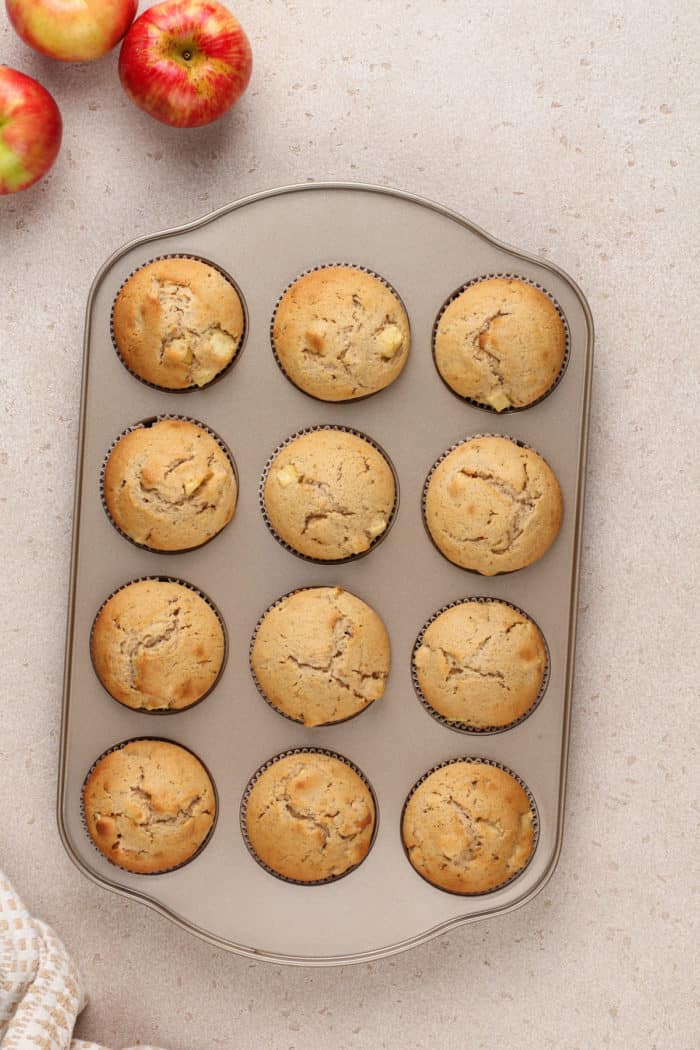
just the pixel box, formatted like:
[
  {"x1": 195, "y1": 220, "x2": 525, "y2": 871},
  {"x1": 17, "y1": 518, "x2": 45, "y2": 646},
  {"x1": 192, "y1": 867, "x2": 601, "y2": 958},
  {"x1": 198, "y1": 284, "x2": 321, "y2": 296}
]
[
  {"x1": 0, "y1": 67, "x2": 62, "y2": 195},
  {"x1": 6, "y1": 0, "x2": 137, "y2": 62},
  {"x1": 119, "y1": 0, "x2": 252, "y2": 128}
]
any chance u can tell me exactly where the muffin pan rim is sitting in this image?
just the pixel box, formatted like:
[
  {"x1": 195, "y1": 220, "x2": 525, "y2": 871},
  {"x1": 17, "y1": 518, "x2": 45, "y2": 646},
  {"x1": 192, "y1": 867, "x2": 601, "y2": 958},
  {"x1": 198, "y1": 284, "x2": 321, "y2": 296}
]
[
  {"x1": 59, "y1": 181, "x2": 594, "y2": 965},
  {"x1": 410, "y1": 595, "x2": 551, "y2": 735}
]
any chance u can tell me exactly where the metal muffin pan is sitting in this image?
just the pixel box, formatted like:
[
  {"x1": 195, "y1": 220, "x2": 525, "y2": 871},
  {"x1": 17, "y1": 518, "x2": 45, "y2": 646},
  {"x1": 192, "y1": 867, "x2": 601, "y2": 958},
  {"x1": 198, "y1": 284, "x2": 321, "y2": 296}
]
[{"x1": 59, "y1": 182, "x2": 593, "y2": 965}]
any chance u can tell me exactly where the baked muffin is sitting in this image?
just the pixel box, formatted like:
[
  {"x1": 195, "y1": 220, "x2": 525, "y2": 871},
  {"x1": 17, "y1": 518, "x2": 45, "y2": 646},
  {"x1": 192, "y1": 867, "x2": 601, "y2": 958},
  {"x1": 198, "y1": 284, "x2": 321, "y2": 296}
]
[
  {"x1": 424, "y1": 435, "x2": 562, "y2": 575},
  {"x1": 434, "y1": 277, "x2": 567, "y2": 410},
  {"x1": 244, "y1": 752, "x2": 375, "y2": 882},
  {"x1": 112, "y1": 257, "x2": 244, "y2": 389},
  {"x1": 83, "y1": 739, "x2": 216, "y2": 874},
  {"x1": 91, "y1": 579, "x2": 226, "y2": 712},
  {"x1": 263, "y1": 428, "x2": 396, "y2": 561},
  {"x1": 103, "y1": 418, "x2": 237, "y2": 551},
  {"x1": 272, "y1": 266, "x2": 410, "y2": 401},
  {"x1": 413, "y1": 600, "x2": 547, "y2": 729},
  {"x1": 402, "y1": 761, "x2": 535, "y2": 893},
  {"x1": 251, "y1": 587, "x2": 390, "y2": 726}
]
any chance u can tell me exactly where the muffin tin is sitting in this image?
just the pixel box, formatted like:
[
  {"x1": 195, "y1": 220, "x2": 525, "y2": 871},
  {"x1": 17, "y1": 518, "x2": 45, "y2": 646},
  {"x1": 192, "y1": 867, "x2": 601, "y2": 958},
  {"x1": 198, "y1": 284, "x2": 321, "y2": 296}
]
[{"x1": 59, "y1": 183, "x2": 593, "y2": 965}]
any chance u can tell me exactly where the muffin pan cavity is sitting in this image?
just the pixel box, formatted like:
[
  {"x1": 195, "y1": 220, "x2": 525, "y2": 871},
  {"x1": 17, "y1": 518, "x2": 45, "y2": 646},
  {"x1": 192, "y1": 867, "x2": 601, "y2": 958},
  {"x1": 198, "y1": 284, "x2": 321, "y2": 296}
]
[
  {"x1": 259, "y1": 424, "x2": 399, "y2": 564},
  {"x1": 110, "y1": 254, "x2": 248, "y2": 393},
  {"x1": 60, "y1": 183, "x2": 593, "y2": 965},
  {"x1": 99, "y1": 414, "x2": 238, "y2": 554},
  {"x1": 81, "y1": 737, "x2": 218, "y2": 875},
  {"x1": 90, "y1": 576, "x2": 228, "y2": 715},
  {"x1": 432, "y1": 272, "x2": 571, "y2": 413},
  {"x1": 240, "y1": 748, "x2": 378, "y2": 886},
  {"x1": 401, "y1": 757, "x2": 539, "y2": 896},
  {"x1": 411, "y1": 597, "x2": 550, "y2": 734},
  {"x1": 270, "y1": 262, "x2": 411, "y2": 403}
]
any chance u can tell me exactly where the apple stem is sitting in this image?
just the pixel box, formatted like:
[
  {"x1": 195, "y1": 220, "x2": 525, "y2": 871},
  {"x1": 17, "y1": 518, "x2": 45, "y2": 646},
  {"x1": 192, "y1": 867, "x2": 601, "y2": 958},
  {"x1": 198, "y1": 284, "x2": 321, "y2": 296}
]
[{"x1": 182, "y1": 50, "x2": 192, "y2": 61}]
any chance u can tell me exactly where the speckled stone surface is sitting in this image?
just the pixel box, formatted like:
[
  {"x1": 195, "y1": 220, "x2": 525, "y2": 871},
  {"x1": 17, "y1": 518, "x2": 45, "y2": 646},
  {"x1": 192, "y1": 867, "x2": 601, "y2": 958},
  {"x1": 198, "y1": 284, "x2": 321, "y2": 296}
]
[{"x1": 1, "y1": 2, "x2": 697, "y2": 1048}]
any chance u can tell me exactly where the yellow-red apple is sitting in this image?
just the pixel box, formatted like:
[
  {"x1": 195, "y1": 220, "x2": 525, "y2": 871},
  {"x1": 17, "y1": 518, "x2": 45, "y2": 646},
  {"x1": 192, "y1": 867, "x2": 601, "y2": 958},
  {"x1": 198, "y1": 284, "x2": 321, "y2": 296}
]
[
  {"x1": 0, "y1": 66, "x2": 62, "y2": 194},
  {"x1": 119, "y1": 0, "x2": 252, "y2": 128},
  {"x1": 6, "y1": 0, "x2": 137, "y2": 62}
]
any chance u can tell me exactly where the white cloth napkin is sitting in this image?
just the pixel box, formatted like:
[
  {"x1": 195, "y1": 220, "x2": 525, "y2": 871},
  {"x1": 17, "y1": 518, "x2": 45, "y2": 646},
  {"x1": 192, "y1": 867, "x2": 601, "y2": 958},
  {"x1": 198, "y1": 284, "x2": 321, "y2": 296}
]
[{"x1": 0, "y1": 872, "x2": 167, "y2": 1050}]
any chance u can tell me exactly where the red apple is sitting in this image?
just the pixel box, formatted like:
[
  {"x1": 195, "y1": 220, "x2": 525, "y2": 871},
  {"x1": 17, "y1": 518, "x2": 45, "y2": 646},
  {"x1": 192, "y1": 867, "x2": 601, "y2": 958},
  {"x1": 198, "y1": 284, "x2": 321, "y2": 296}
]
[
  {"x1": 6, "y1": 0, "x2": 137, "y2": 62},
  {"x1": 0, "y1": 67, "x2": 62, "y2": 194},
  {"x1": 119, "y1": 0, "x2": 252, "y2": 128}
]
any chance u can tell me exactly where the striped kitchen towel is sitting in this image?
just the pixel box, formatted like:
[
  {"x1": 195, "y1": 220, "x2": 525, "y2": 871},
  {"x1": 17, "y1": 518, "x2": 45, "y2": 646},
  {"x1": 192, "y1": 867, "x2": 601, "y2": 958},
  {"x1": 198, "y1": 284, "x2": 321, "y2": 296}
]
[{"x1": 0, "y1": 872, "x2": 166, "y2": 1050}]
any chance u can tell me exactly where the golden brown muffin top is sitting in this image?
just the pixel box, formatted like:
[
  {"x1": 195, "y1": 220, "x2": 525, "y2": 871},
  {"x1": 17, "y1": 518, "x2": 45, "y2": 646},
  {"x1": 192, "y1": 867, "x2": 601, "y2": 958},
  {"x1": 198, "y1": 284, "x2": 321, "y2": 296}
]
[
  {"x1": 91, "y1": 580, "x2": 225, "y2": 712},
  {"x1": 113, "y1": 257, "x2": 244, "y2": 390},
  {"x1": 402, "y1": 761, "x2": 535, "y2": 894},
  {"x1": 83, "y1": 740, "x2": 216, "y2": 874},
  {"x1": 424, "y1": 435, "x2": 562, "y2": 575},
  {"x1": 434, "y1": 278, "x2": 566, "y2": 410},
  {"x1": 251, "y1": 587, "x2": 390, "y2": 726},
  {"x1": 273, "y1": 266, "x2": 410, "y2": 401},
  {"x1": 413, "y1": 600, "x2": 547, "y2": 728},
  {"x1": 103, "y1": 419, "x2": 237, "y2": 552},
  {"x1": 263, "y1": 429, "x2": 395, "y2": 561},
  {"x1": 244, "y1": 752, "x2": 375, "y2": 882}
]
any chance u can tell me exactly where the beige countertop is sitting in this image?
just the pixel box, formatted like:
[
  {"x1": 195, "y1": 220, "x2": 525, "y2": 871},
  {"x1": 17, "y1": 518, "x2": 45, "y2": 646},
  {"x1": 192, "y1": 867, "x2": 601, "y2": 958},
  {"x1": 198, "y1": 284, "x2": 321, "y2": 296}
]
[{"x1": 1, "y1": 2, "x2": 696, "y2": 1047}]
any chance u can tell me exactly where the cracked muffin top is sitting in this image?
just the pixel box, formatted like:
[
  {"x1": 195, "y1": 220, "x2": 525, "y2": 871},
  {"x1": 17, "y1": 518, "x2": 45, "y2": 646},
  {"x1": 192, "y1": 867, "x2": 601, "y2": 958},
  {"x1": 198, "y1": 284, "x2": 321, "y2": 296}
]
[
  {"x1": 103, "y1": 419, "x2": 237, "y2": 552},
  {"x1": 413, "y1": 600, "x2": 547, "y2": 729},
  {"x1": 434, "y1": 277, "x2": 566, "y2": 410},
  {"x1": 83, "y1": 740, "x2": 216, "y2": 874},
  {"x1": 263, "y1": 428, "x2": 396, "y2": 561},
  {"x1": 251, "y1": 587, "x2": 390, "y2": 726},
  {"x1": 91, "y1": 579, "x2": 225, "y2": 712},
  {"x1": 402, "y1": 761, "x2": 535, "y2": 894},
  {"x1": 244, "y1": 752, "x2": 375, "y2": 882},
  {"x1": 112, "y1": 257, "x2": 244, "y2": 390},
  {"x1": 272, "y1": 266, "x2": 410, "y2": 401},
  {"x1": 424, "y1": 435, "x2": 562, "y2": 575}
]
